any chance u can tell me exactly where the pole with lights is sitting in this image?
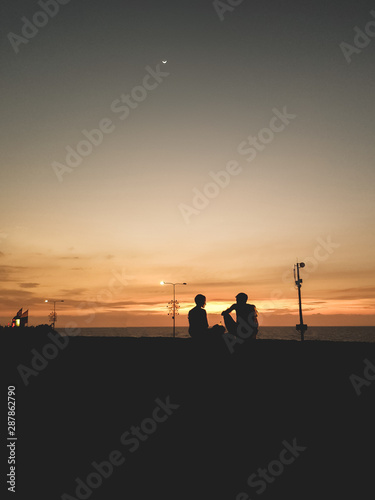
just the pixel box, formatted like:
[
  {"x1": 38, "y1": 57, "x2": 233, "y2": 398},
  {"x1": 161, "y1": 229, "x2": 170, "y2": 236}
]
[
  {"x1": 294, "y1": 262, "x2": 307, "y2": 341},
  {"x1": 160, "y1": 282, "x2": 187, "y2": 338},
  {"x1": 45, "y1": 299, "x2": 64, "y2": 329}
]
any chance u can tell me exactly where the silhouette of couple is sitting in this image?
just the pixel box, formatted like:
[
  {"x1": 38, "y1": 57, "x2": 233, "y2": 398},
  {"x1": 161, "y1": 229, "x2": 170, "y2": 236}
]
[{"x1": 188, "y1": 293, "x2": 258, "y2": 340}]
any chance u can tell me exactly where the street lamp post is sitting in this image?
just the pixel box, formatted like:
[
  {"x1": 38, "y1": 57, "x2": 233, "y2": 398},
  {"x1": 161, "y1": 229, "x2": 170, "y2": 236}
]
[
  {"x1": 160, "y1": 282, "x2": 187, "y2": 338},
  {"x1": 45, "y1": 299, "x2": 64, "y2": 329}
]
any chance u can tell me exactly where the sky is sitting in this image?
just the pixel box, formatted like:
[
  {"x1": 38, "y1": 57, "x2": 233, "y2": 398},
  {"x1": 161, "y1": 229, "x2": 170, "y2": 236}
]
[{"x1": 1, "y1": 0, "x2": 374, "y2": 328}]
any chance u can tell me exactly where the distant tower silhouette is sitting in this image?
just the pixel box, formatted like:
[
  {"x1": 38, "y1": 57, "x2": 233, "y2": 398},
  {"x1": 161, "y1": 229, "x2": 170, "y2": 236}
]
[
  {"x1": 160, "y1": 282, "x2": 187, "y2": 338},
  {"x1": 294, "y1": 262, "x2": 307, "y2": 341}
]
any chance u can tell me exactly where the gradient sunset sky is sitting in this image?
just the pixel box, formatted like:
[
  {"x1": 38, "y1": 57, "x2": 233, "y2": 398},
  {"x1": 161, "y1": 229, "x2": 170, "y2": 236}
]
[{"x1": 1, "y1": 0, "x2": 374, "y2": 328}]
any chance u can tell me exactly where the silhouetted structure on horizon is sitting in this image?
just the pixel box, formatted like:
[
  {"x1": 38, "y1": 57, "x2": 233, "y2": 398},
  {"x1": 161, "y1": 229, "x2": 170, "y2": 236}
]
[
  {"x1": 294, "y1": 261, "x2": 308, "y2": 341},
  {"x1": 11, "y1": 308, "x2": 28, "y2": 327}
]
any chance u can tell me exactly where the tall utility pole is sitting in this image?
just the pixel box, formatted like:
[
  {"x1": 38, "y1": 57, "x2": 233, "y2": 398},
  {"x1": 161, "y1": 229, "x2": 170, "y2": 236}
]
[
  {"x1": 45, "y1": 299, "x2": 64, "y2": 329},
  {"x1": 160, "y1": 282, "x2": 187, "y2": 338},
  {"x1": 294, "y1": 262, "x2": 307, "y2": 341}
]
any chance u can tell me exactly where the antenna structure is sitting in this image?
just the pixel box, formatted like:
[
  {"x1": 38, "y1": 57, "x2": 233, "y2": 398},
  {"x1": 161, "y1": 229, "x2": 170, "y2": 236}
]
[{"x1": 294, "y1": 261, "x2": 307, "y2": 341}]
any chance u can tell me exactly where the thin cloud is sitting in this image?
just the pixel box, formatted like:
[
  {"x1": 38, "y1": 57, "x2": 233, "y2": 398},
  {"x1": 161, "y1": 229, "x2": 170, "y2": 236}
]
[
  {"x1": 322, "y1": 287, "x2": 375, "y2": 300},
  {"x1": 59, "y1": 288, "x2": 87, "y2": 295},
  {"x1": 104, "y1": 300, "x2": 168, "y2": 308},
  {"x1": 0, "y1": 265, "x2": 28, "y2": 282},
  {"x1": 19, "y1": 283, "x2": 40, "y2": 288},
  {"x1": 0, "y1": 288, "x2": 38, "y2": 308}
]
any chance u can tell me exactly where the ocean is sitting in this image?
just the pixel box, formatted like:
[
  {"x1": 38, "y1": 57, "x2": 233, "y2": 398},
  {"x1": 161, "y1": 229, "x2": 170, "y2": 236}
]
[{"x1": 56, "y1": 326, "x2": 375, "y2": 342}]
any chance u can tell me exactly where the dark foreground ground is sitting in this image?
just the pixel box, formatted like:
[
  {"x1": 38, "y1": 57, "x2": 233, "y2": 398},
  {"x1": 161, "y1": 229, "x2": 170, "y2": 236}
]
[{"x1": 3, "y1": 327, "x2": 375, "y2": 500}]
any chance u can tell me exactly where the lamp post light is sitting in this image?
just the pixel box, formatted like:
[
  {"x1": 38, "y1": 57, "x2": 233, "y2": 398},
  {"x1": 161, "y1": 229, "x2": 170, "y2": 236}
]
[
  {"x1": 294, "y1": 262, "x2": 307, "y2": 341},
  {"x1": 45, "y1": 299, "x2": 64, "y2": 329},
  {"x1": 160, "y1": 281, "x2": 187, "y2": 338}
]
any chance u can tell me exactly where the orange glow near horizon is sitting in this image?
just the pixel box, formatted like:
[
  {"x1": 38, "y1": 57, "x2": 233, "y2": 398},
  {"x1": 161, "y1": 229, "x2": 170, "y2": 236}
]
[
  {"x1": 1, "y1": 226, "x2": 375, "y2": 328},
  {"x1": 1, "y1": 1, "x2": 375, "y2": 331},
  {"x1": 1, "y1": 251, "x2": 374, "y2": 328}
]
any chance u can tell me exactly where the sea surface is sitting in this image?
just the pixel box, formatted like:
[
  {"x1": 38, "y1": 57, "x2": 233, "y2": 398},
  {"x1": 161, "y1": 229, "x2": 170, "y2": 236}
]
[{"x1": 56, "y1": 326, "x2": 375, "y2": 342}]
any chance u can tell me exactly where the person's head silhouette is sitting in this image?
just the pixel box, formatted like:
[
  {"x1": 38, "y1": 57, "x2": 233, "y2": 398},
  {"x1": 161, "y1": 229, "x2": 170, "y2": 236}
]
[
  {"x1": 236, "y1": 292, "x2": 248, "y2": 304},
  {"x1": 195, "y1": 294, "x2": 206, "y2": 308}
]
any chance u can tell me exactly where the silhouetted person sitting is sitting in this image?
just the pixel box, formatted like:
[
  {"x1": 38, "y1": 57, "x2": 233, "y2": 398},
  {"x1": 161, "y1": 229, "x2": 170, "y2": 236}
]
[
  {"x1": 221, "y1": 293, "x2": 258, "y2": 339},
  {"x1": 188, "y1": 294, "x2": 225, "y2": 339}
]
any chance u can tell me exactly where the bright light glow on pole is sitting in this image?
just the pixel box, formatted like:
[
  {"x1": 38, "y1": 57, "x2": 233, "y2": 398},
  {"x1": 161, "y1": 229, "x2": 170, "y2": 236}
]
[
  {"x1": 44, "y1": 299, "x2": 64, "y2": 329},
  {"x1": 160, "y1": 282, "x2": 187, "y2": 338}
]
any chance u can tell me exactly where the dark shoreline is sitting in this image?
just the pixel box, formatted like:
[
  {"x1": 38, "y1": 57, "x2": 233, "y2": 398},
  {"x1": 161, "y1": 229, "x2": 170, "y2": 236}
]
[{"x1": 5, "y1": 327, "x2": 375, "y2": 499}]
